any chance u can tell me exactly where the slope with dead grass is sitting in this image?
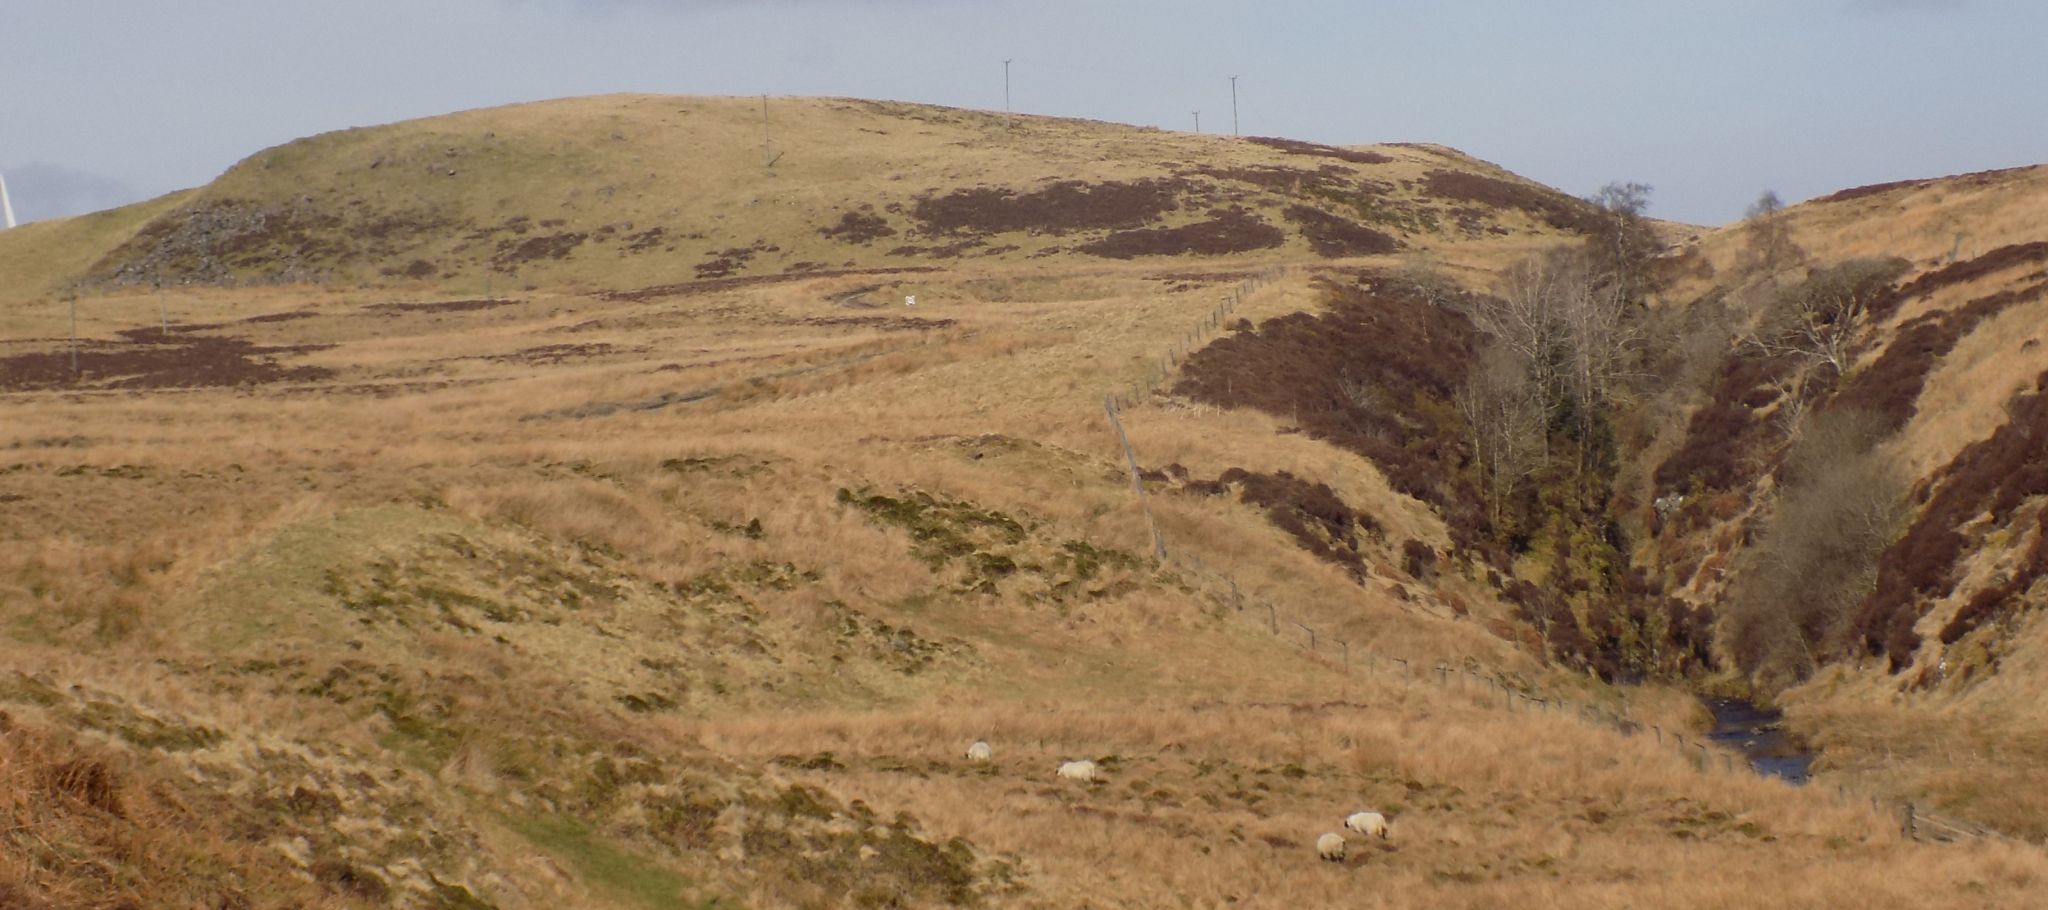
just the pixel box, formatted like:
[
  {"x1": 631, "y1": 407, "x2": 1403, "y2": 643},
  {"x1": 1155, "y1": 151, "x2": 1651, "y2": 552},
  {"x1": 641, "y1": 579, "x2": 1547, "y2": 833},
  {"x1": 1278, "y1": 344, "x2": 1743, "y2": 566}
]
[{"x1": 4, "y1": 96, "x2": 2047, "y2": 907}]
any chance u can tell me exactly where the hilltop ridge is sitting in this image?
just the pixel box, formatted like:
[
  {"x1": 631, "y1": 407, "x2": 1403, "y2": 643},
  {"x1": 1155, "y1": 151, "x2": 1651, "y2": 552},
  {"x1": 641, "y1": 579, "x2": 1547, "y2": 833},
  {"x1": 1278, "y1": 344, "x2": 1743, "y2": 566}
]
[{"x1": 2, "y1": 94, "x2": 1610, "y2": 305}]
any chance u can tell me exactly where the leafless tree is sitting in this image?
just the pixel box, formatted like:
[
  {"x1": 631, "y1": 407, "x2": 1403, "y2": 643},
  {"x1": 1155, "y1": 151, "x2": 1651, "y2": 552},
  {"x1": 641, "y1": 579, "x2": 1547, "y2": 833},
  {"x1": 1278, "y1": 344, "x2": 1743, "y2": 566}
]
[
  {"x1": 1723, "y1": 408, "x2": 1906, "y2": 688},
  {"x1": 1475, "y1": 251, "x2": 1573, "y2": 419},
  {"x1": 1738, "y1": 190, "x2": 1804, "y2": 278},
  {"x1": 1744, "y1": 258, "x2": 1908, "y2": 378},
  {"x1": 1585, "y1": 181, "x2": 1662, "y2": 308},
  {"x1": 1457, "y1": 342, "x2": 1546, "y2": 525},
  {"x1": 1477, "y1": 249, "x2": 1646, "y2": 476}
]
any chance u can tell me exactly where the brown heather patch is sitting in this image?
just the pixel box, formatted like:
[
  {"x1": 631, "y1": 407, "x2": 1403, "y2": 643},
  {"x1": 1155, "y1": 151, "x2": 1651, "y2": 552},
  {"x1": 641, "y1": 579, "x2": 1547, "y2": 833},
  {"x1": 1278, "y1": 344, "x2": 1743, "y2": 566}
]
[
  {"x1": 794, "y1": 315, "x2": 960, "y2": 332},
  {"x1": 1076, "y1": 209, "x2": 1286, "y2": 259},
  {"x1": 364, "y1": 297, "x2": 517, "y2": 315},
  {"x1": 1179, "y1": 467, "x2": 1382, "y2": 581},
  {"x1": 1855, "y1": 367, "x2": 2048, "y2": 669},
  {"x1": 1939, "y1": 506, "x2": 2048, "y2": 647},
  {"x1": 492, "y1": 231, "x2": 587, "y2": 268},
  {"x1": 481, "y1": 343, "x2": 623, "y2": 364},
  {"x1": 1652, "y1": 351, "x2": 1801, "y2": 494},
  {"x1": 1894, "y1": 242, "x2": 2048, "y2": 301},
  {"x1": 910, "y1": 179, "x2": 1190, "y2": 235},
  {"x1": 240, "y1": 310, "x2": 319, "y2": 324},
  {"x1": 1243, "y1": 136, "x2": 1394, "y2": 165},
  {"x1": 0, "y1": 330, "x2": 333, "y2": 392},
  {"x1": 1813, "y1": 164, "x2": 2043, "y2": 206},
  {"x1": 820, "y1": 209, "x2": 900, "y2": 244},
  {"x1": 887, "y1": 237, "x2": 988, "y2": 259},
  {"x1": 696, "y1": 239, "x2": 781, "y2": 279},
  {"x1": 1420, "y1": 170, "x2": 1604, "y2": 234},
  {"x1": 1830, "y1": 281, "x2": 2048, "y2": 431},
  {"x1": 1815, "y1": 179, "x2": 1936, "y2": 206},
  {"x1": 1281, "y1": 205, "x2": 1403, "y2": 258},
  {"x1": 599, "y1": 265, "x2": 942, "y2": 302},
  {"x1": 1187, "y1": 163, "x2": 1363, "y2": 196},
  {"x1": 1174, "y1": 274, "x2": 1479, "y2": 511}
]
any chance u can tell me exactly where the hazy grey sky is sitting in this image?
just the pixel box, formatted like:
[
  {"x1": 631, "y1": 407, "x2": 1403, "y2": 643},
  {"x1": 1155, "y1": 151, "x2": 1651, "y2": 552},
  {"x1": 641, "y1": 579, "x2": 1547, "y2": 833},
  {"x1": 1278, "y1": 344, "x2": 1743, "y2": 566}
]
[{"x1": 3, "y1": 0, "x2": 2042, "y2": 225}]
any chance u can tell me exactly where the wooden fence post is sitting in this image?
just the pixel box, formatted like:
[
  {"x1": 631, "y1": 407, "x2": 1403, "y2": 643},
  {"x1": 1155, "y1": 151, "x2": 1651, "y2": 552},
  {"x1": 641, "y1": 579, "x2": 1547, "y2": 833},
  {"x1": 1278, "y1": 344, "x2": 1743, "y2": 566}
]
[{"x1": 1104, "y1": 397, "x2": 1169, "y2": 565}]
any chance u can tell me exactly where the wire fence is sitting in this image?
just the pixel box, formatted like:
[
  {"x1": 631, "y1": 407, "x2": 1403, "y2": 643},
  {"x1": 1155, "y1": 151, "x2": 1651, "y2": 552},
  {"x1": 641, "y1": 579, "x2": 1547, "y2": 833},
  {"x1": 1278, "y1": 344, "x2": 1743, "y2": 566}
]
[
  {"x1": 1106, "y1": 266, "x2": 1285, "y2": 414},
  {"x1": 1096, "y1": 278, "x2": 2021, "y2": 848}
]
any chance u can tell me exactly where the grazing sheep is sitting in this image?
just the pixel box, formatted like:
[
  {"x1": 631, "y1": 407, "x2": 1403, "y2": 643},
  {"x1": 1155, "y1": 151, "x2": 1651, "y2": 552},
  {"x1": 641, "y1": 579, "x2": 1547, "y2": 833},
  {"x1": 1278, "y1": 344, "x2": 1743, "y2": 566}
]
[
  {"x1": 965, "y1": 740, "x2": 993, "y2": 763},
  {"x1": 1056, "y1": 760, "x2": 1099, "y2": 782},
  {"x1": 1315, "y1": 832, "x2": 1347, "y2": 863},
  {"x1": 1344, "y1": 811, "x2": 1389, "y2": 839}
]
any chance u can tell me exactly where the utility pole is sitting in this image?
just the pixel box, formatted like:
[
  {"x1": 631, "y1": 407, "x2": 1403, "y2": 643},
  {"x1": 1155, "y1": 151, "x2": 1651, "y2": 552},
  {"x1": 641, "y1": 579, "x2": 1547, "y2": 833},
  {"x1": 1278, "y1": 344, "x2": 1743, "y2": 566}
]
[
  {"x1": 1003, "y1": 59, "x2": 1013, "y2": 115},
  {"x1": 1229, "y1": 75, "x2": 1239, "y2": 136},
  {"x1": 155, "y1": 280, "x2": 167, "y2": 334},
  {"x1": 68, "y1": 294, "x2": 78, "y2": 379},
  {"x1": 759, "y1": 94, "x2": 774, "y2": 168},
  {"x1": 1191, "y1": 110, "x2": 1200, "y2": 133}
]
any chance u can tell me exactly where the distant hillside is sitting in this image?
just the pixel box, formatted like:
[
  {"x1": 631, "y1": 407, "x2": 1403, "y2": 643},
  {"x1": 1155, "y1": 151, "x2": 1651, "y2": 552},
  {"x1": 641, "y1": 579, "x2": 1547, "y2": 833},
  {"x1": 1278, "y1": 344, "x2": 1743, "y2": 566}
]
[{"x1": 0, "y1": 94, "x2": 1605, "y2": 304}]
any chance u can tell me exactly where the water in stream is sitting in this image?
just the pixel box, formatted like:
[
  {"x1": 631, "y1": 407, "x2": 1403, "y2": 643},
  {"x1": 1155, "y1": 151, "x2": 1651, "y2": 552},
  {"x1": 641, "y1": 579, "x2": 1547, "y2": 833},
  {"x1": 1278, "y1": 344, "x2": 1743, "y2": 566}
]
[{"x1": 1702, "y1": 697, "x2": 1816, "y2": 785}]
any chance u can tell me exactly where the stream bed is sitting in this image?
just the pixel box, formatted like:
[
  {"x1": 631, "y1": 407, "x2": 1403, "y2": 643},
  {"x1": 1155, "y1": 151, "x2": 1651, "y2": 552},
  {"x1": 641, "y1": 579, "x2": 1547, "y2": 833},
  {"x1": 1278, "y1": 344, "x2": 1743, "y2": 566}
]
[{"x1": 1702, "y1": 697, "x2": 1816, "y2": 785}]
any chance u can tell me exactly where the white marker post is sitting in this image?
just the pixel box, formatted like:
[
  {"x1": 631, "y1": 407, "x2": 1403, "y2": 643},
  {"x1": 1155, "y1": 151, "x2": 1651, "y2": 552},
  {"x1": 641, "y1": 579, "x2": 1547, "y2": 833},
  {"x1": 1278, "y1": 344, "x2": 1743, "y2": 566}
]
[{"x1": 0, "y1": 172, "x2": 16, "y2": 229}]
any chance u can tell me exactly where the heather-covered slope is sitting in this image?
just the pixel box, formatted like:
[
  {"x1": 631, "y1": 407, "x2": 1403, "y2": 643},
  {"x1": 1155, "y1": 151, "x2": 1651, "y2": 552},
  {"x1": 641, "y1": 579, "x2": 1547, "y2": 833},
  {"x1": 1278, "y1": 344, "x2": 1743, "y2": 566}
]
[{"x1": 0, "y1": 95, "x2": 1601, "y2": 306}]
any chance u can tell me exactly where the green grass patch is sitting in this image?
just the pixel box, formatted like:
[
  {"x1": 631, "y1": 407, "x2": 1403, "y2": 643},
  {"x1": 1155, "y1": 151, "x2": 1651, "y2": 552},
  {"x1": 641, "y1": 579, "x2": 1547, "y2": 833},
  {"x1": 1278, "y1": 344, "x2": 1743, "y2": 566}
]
[{"x1": 509, "y1": 815, "x2": 733, "y2": 910}]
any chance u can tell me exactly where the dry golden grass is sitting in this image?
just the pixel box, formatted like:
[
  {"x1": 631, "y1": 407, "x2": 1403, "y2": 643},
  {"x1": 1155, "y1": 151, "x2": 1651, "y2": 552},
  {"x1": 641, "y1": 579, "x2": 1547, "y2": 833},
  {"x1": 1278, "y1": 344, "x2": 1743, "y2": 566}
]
[
  {"x1": 3, "y1": 97, "x2": 2046, "y2": 908},
  {"x1": 8, "y1": 251, "x2": 2038, "y2": 905}
]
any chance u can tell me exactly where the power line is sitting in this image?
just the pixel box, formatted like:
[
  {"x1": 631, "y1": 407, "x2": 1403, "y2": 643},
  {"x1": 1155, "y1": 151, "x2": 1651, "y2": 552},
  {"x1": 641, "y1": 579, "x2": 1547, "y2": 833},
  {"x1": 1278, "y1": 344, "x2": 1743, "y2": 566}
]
[{"x1": 1229, "y1": 75, "x2": 1239, "y2": 137}]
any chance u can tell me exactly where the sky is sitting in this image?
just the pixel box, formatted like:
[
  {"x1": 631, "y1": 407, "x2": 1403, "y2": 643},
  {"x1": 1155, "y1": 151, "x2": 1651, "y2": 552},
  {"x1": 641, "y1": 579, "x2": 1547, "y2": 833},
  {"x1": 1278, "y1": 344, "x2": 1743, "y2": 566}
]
[{"x1": 2, "y1": 0, "x2": 2043, "y2": 226}]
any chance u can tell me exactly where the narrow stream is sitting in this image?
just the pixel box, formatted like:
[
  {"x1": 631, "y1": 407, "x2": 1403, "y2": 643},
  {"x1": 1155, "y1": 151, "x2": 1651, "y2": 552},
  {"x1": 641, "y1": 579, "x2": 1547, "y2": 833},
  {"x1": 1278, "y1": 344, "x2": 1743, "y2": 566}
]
[{"x1": 1701, "y1": 697, "x2": 1816, "y2": 785}]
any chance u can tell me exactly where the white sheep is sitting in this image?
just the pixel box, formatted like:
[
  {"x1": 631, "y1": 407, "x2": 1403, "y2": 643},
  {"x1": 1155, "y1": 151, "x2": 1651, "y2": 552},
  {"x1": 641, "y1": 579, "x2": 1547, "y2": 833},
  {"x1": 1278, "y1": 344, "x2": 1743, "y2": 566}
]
[
  {"x1": 964, "y1": 740, "x2": 993, "y2": 763},
  {"x1": 1056, "y1": 760, "x2": 1099, "y2": 782},
  {"x1": 1315, "y1": 832, "x2": 1347, "y2": 863},
  {"x1": 1344, "y1": 811, "x2": 1389, "y2": 839}
]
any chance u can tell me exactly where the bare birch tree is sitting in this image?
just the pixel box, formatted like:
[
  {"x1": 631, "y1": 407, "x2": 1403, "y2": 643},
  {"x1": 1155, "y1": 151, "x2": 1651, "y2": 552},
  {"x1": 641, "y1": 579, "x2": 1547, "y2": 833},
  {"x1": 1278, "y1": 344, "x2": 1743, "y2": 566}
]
[
  {"x1": 1458, "y1": 342, "x2": 1546, "y2": 525},
  {"x1": 1738, "y1": 190, "x2": 1803, "y2": 278},
  {"x1": 1744, "y1": 258, "x2": 1908, "y2": 378}
]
